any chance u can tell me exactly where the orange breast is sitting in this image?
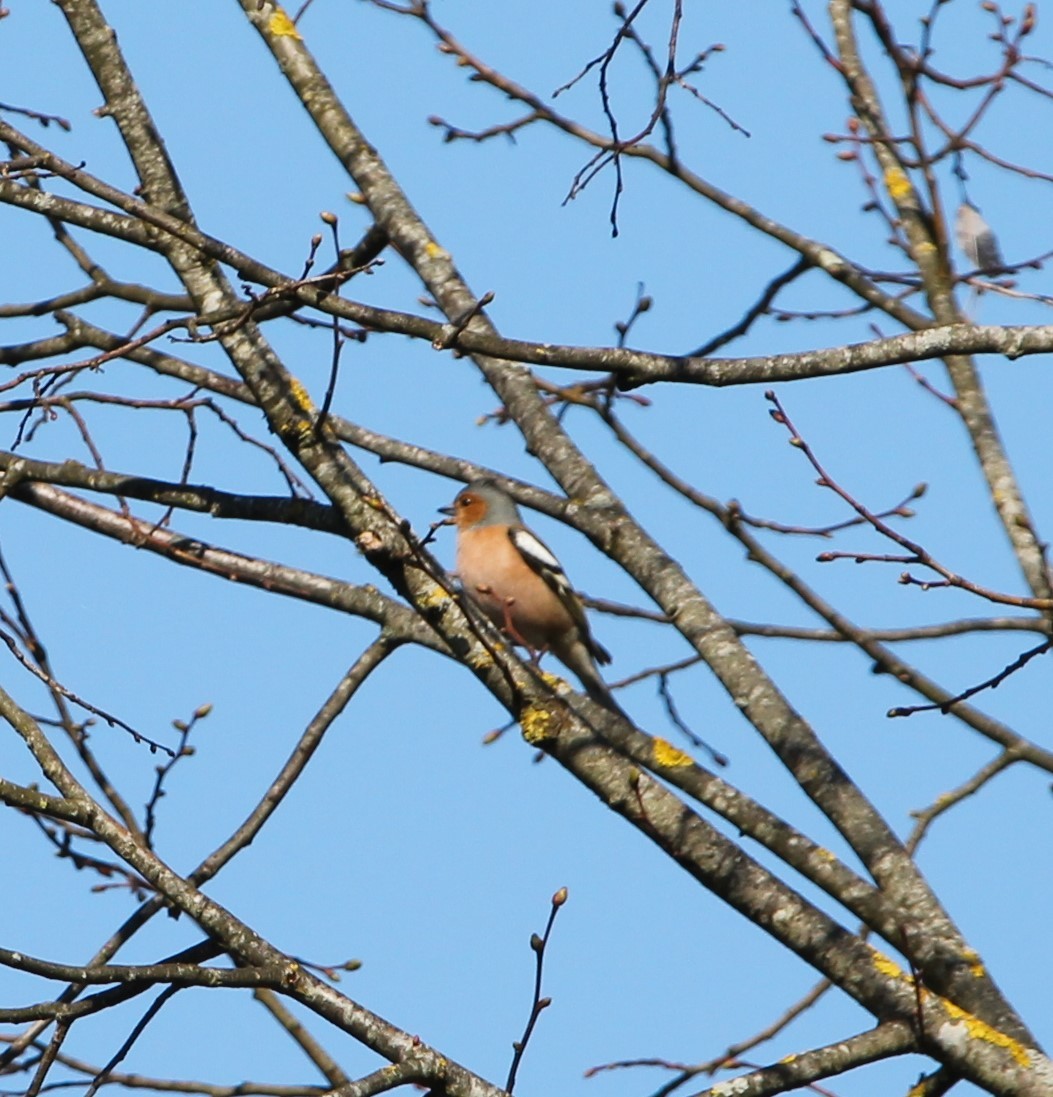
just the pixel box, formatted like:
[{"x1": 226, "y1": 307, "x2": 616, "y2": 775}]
[{"x1": 457, "y1": 527, "x2": 574, "y2": 650}]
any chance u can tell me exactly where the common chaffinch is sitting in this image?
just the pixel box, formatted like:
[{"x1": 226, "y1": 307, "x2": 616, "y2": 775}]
[{"x1": 440, "y1": 479, "x2": 620, "y2": 712}]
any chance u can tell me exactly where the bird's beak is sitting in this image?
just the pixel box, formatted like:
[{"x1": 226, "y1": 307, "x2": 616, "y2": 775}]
[{"x1": 437, "y1": 504, "x2": 455, "y2": 523}]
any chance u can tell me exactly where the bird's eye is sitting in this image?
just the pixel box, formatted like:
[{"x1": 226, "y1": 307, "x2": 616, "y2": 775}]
[{"x1": 459, "y1": 494, "x2": 473, "y2": 508}]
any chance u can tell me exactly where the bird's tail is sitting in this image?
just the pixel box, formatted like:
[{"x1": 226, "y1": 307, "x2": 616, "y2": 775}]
[{"x1": 554, "y1": 636, "x2": 628, "y2": 719}]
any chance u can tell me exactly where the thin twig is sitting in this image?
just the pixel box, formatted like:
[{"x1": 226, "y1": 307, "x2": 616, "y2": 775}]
[{"x1": 505, "y1": 888, "x2": 567, "y2": 1094}]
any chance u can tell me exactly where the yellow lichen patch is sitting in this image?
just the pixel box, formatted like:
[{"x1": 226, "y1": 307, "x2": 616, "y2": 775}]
[
  {"x1": 940, "y1": 999, "x2": 1031, "y2": 1067},
  {"x1": 424, "y1": 241, "x2": 449, "y2": 260},
  {"x1": 467, "y1": 649, "x2": 495, "y2": 670},
  {"x1": 288, "y1": 377, "x2": 315, "y2": 415},
  {"x1": 268, "y1": 9, "x2": 301, "y2": 39},
  {"x1": 884, "y1": 167, "x2": 913, "y2": 203},
  {"x1": 520, "y1": 704, "x2": 554, "y2": 745},
  {"x1": 876, "y1": 946, "x2": 1026, "y2": 1068},
  {"x1": 539, "y1": 669, "x2": 568, "y2": 691},
  {"x1": 963, "y1": 950, "x2": 986, "y2": 978},
  {"x1": 279, "y1": 418, "x2": 314, "y2": 447},
  {"x1": 418, "y1": 586, "x2": 451, "y2": 611},
  {"x1": 873, "y1": 951, "x2": 909, "y2": 982},
  {"x1": 652, "y1": 737, "x2": 692, "y2": 768}
]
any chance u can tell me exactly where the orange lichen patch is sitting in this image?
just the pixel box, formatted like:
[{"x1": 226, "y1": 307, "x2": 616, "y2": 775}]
[
  {"x1": 884, "y1": 167, "x2": 913, "y2": 203},
  {"x1": 520, "y1": 704, "x2": 554, "y2": 745},
  {"x1": 419, "y1": 585, "x2": 451, "y2": 611},
  {"x1": 873, "y1": 951, "x2": 1030, "y2": 1069},
  {"x1": 872, "y1": 952, "x2": 909, "y2": 981},
  {"x1": 962, "y1": 949, "x2": 986, "y2": 979},
  {"x1": 539, "y1": 669, "x2": 568, "y2": 691},
  {"x1": 288, "y1": 377, "x2": 314, "y2": 414},
  {"x1": 466, "y1": 648, "x2": 495, "y2": 671},
  {"x1": 268, "y1": 9, "x2": 301, "y2": 38},
  {"x1": 279, "y1": 418, "x2": 313, "y2": 447},
  {"x1": 652, "y1": 737, "x2": 692, "y2": 768},
  {"x1": 939, "y1": 1000, "x2": 1031, "y2": 1068}
]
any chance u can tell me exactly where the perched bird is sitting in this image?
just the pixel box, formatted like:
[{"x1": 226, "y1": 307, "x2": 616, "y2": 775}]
[
  {"x1": 955, "y1": 201, "x2": 1004, "y2": 274},
  {"x1": 439, "y1": 479, "x2": 621, "y2": 712}
]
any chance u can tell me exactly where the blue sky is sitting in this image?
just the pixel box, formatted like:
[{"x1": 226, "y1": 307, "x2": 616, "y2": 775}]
[{"x1": 2, "y1": 3, "x2": 1051, "y2": 1096}]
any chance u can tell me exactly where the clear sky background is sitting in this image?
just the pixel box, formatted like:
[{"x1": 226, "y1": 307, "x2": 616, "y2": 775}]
[{"x1": 1, "y1": 3, "x2": 1051, "y2": 1096}]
